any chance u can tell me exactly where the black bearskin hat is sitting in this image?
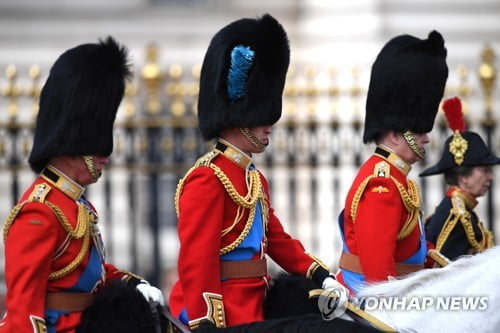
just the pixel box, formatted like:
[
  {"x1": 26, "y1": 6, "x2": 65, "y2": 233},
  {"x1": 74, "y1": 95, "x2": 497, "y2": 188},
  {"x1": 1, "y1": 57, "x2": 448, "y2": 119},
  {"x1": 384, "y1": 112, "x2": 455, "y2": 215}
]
[
  {"x1": 198, "y1": 13, "x2": 290, "y2": 140},
  {"x1": 363, "y1": 30, "x2": 448, "y2": 143},
  {"x1": 28, "y1": 36, "x2": 131, "y2": 173}
]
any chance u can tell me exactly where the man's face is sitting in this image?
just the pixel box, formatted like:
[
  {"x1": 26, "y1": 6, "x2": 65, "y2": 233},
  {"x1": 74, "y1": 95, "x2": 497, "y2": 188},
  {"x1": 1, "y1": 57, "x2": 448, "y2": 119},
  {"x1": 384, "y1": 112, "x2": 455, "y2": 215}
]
[
  {"x1": 397, "y1": 132, "x2": 430, "y2": 164},
  {"x1": 73, "y1": 155, "x2": 109, "y2": 185},
  {"x1": 247, "y1": 125, "x2": 272, "y2": 153}
]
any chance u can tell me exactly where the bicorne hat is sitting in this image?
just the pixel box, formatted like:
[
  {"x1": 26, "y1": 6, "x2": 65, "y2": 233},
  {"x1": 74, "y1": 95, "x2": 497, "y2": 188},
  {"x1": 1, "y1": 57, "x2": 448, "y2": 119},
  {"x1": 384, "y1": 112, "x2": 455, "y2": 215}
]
[
  {"x1": 197, "y1": 14, "x2": 290, "y2": 140},
  {"x1": 420, "y1": 97, "x2": 500, "y2": 176},
  {"x1": 363, "y1": 30, "x2": 449, "y2": 143},
  {"x1": 28, "y1": 36, "x2": 131, "y2": 173}
]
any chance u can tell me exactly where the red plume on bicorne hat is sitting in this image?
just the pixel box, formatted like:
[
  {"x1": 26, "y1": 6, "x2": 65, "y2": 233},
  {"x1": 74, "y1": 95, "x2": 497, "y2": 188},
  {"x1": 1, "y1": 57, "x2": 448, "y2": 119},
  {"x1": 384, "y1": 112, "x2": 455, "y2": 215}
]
[
  {"x1": 442, "y1": 96, "x2": 466, "y2": 133},
  {"x1": 442, "y1": 96, "x2": 468, "y2": 165}
]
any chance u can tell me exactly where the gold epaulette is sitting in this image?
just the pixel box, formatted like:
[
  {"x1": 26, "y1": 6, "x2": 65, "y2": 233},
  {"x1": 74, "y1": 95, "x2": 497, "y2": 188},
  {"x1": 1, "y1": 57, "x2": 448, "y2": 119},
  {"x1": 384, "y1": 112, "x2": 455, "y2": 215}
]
[
  {"x1": 437, "y1": 196, "x2": 491, "y2": 252},
  {"x1": 3, "y1": 183, "x2": 53, "y2": 241},
  {"x1": 350, "y1": 161, "x2": 390, "y2": 221},
  {"x1": 350, "y1": 162, "x2": 421, "y2": 241}
]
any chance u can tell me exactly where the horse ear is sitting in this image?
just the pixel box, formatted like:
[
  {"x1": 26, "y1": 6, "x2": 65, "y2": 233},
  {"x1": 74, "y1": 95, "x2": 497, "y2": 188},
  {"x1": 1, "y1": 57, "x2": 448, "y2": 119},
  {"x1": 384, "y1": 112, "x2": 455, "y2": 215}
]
[{"x1": 264, "y1": 272, "x2": 319, "y2": 319}]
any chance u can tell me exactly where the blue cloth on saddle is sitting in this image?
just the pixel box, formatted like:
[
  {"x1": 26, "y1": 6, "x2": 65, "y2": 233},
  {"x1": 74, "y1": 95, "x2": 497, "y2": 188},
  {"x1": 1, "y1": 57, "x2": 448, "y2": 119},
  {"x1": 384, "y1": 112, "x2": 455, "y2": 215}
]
[{"x1": 338, "y1": 210, "x2": 427, "y2": 295}]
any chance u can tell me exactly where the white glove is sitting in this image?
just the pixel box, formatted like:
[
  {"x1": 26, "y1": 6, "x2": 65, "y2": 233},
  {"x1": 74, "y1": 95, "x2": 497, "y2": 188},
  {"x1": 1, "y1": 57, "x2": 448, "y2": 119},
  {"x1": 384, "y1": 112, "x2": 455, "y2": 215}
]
[
  {"x1": 317, "y1": 276, "x2": 349, "y2": 320},
  {"x1": 136, "y1": 280, "x2": 165, "y2": 306},
  {"x1": 322, "y1": 276, "x2": 349, "y2": 301}
]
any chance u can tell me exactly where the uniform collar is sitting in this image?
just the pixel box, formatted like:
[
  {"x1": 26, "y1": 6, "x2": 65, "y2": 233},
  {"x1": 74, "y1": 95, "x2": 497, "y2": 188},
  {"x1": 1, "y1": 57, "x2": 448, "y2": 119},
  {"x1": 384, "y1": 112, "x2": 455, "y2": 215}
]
[
  {"x1": 375, "y1": 145, "x2": 411, "y2": 176},
  {"x1": 215, "y1": 139, "x2": 253, "y2": 169},
  {"x1": 447, "y1": 186, "x2": 478, "y2": 209},
  {"x1": 41, "y1": 165, "x2": 85, "y2": 201}
]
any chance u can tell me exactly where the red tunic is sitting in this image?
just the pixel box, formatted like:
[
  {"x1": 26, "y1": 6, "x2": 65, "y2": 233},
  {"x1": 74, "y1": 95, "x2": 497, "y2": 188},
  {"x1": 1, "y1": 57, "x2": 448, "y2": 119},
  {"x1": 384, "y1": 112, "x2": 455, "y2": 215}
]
[
  {"x1": 1, "y1": 168, "x2": 126, "y2": 333},
  {"x1": 169, "y1": 141, "x2": 326, "y2": 329},
  {"x1": 337, "y1": 147, "x2": 423, "y2": 288}
]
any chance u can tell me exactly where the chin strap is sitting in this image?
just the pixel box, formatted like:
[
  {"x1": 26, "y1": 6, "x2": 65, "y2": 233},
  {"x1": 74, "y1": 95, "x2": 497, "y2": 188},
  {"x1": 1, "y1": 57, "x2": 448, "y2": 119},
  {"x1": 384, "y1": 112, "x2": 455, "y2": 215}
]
[
  {"x1": 83, "y1": 155, "x2": 100, "y2": 180},
  {"x1": 403, "y1": 130, "x2": 425, "y2": 159},
  {"x1": 240, "y1": 127, "x2": 266, "y2": 151}
]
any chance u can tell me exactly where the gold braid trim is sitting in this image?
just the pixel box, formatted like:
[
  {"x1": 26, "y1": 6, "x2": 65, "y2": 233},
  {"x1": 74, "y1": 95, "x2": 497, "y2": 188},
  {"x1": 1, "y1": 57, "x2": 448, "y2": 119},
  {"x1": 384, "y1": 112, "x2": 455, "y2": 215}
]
[
  {"x1": 210, "y1": 165, "x2": 261, "y2": 209},
  {"x1": 3, "y1": 203, "x2": 26, "y2": 242},
  {"x1": 174, "y1": 151, "x2": 218, "y2": 217},
  {"x1": 45, "y1": 201, "x2": 89, "y2": 239},
  {"x1": 174, "y1": 151, "x2": 264, "y2": 255},
  {"x1": 48, "y1": 223, "x2": 90, "y2": 280},
  {"x1": 393, "y1": 178, "x2": 421, "y2": 240},
  {"x1": 350, "y1": 175, "x2": 373, "y2": 221},
  {"x1": 435, "y1": 213, "x2": 460, "y2": 252},
  {"x1": 436, "y1": 196, "x2": 491, "y2": 253},
  {"x1": 46, "y1": 201, "x2": 92, "y2": 280},
  {"x1": 350, "y1": 176, "x2": 421, "y2": 240}
]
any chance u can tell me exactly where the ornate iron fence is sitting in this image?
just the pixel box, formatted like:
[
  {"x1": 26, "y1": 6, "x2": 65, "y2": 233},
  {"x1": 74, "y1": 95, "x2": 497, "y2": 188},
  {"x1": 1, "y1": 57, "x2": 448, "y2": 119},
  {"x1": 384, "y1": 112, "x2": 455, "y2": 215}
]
[{"x1": 0, "y1": 43, "x2": 498, "y2": 304}]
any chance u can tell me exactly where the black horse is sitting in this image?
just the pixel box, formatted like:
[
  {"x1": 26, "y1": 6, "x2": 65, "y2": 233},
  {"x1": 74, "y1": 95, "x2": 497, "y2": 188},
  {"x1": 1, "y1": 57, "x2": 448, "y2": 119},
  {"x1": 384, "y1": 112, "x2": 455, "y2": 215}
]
[{"x1": 77, "y1": 274, "x2": 381, "y2": 333}]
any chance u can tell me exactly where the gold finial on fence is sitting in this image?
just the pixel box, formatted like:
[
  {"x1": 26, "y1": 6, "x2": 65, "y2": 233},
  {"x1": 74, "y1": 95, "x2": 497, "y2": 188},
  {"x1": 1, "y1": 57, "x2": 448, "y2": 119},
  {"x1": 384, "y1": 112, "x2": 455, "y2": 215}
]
[
  {"x1": 478, "y1": 44, "x2": 496, "y2": 123},
  {"x1": 304, "y1": 65, "x2": 317, "y2": 117},
  {"x1": 189, "y1": 64, "x2": 201, "y2": 115},
  {"x1": 141, "y1": 43, "x2": 165, "y2": 115},
  {"x1": 26, "y1": 65, "x2": 42, "y2": 116},
  {"x1": 284, "y1": 65, "x2": 297, "y2": 117},
  {"x1": 166, "y1": 64, "x2": 186, "y2": 118},
  {"x1": 123, "y1": 82, "x2": 138, "y2": 119},
  {"x1": 456, "y1": 65, "x2": 472, "y2": 118},
  {"x1": 2, "y1": 65, "x2": 21, "y2": 121}
]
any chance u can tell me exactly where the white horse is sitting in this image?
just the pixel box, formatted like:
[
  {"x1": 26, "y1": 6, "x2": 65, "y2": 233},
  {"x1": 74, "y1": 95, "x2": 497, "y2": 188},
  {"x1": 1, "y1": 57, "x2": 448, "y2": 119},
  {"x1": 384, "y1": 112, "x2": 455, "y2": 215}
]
[{"x1": 352, "y1": 245, "x2": 500, "y2": 332}]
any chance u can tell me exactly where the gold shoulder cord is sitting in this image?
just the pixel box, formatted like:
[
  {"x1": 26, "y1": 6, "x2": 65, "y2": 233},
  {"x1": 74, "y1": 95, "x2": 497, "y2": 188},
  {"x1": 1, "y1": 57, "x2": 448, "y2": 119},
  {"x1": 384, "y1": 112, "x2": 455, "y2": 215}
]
[
  {"x1": 436, "y1": 196, "x2": 491, "y2": 252},
  {"x1": 45, "y1": 201, "x2": 92, "y2": 280},
  {"x1": 2, "y1": 187, "x2": 92, "y2": 280},
  {"x1": 175, "y1": 151, "x2": 218, "y2": 217},
  {"x1": 393, "y1": 178, "x2": 421, "y2": 240},
  {"x1": 174, "y1": 150, "x2": 264, "y2": 255},
  {"x1": 350, "y1": 176, "x2": 421, "y2": 241},
  {"x1": 3, "y1": 203, "x2": 26, "y2": 242},
  {"x1": 350, "y1": 175, "x2": 374, "y2": 222}
]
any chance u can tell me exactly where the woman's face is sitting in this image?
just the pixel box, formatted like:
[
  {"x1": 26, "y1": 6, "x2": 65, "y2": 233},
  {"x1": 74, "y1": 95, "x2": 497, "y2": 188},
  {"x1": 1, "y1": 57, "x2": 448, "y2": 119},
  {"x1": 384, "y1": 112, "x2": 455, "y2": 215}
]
[{"x1": 459, "y1": 166, "x2": 494, "y2": 198}]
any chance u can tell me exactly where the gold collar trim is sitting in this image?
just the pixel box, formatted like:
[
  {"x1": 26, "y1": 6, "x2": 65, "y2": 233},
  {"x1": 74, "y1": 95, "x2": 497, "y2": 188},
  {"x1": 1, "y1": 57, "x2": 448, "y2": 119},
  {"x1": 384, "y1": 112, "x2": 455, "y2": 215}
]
[
  {"x1": 375, "y1": 145, "x2": 411, "y2": 176},
  {"x1": 41, "y1": 165, "x2": 84, "y2": 201},
  {"x1": 215, "y1": 139, "x2": 253, "y2": 169},
  {"x1": 448, "y1": 186, "x2": 478, "y2": 209}
]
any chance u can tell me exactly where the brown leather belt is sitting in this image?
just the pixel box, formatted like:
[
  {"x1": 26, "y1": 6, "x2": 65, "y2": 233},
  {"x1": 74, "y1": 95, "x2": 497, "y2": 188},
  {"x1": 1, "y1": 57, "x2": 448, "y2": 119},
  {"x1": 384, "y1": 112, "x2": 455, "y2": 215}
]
[
  {"x1": 220, "y1": 258, "x2": 267, "y2": 279},
  {"x1": 339, "y1": 251, "x2": 423, "y2": 276},
  {"x1": 45, "y1": 292, "x2": 95, "y2": 312}
]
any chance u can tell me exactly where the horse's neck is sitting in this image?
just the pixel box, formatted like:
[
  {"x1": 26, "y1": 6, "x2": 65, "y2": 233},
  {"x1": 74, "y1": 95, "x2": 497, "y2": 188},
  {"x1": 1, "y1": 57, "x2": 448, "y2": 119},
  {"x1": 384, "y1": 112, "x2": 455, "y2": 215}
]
[{"x1": 355, "y1": 246, "x2": 500, "y2": 332}]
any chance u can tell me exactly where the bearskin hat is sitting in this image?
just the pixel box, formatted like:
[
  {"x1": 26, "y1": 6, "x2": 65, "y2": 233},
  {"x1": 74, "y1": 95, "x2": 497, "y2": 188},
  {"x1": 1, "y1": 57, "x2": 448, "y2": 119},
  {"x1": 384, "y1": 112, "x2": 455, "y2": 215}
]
[
  {"x1": 28, "y1": 36, "x2": 131, "y2": 173},
  {"x1": 197, "y1": 13, "x2": 290, "y2": 140},
  {"x1": 363, "y1": 30, "x2": 448, "y2": 143}
]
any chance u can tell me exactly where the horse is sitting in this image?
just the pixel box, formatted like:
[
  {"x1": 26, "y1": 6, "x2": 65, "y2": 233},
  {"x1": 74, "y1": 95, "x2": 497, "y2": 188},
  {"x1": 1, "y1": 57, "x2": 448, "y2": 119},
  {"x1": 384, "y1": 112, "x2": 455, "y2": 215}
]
[
  {"x1": 78, "y1": 246, "x2": 500, "y2": 332},
  {"x1": 351, "y1": 245, "x2": 500, "y2": 332}
]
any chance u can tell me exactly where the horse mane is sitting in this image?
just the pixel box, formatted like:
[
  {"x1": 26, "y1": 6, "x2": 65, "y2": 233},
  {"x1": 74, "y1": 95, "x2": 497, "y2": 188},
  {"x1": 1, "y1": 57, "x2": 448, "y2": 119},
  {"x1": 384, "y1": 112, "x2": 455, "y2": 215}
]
[{"x1": 357, "y1": 246, "x2": 500, "y2": 298}]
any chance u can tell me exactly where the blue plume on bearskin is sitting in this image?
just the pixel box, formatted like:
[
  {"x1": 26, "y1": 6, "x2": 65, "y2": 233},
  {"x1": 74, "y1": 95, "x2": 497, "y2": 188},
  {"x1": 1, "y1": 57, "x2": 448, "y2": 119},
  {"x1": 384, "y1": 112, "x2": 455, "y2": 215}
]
[{"x1": 227, "y1": 45, "x2": 255, "y2": 100}]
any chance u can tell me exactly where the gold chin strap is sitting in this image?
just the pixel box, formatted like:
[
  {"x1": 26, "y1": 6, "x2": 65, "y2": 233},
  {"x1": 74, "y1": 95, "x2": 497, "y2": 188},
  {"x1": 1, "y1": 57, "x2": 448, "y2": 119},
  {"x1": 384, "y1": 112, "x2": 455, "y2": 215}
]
[
  {"x1": 403, "y1": 130, "x2": 425, "y2": 159},
  {"x1": 83, "y1": 155, "x2": 100, "y2": 180},
  {"x1": 240, "y1": 128, "x2": 266, "y2": 151}
]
